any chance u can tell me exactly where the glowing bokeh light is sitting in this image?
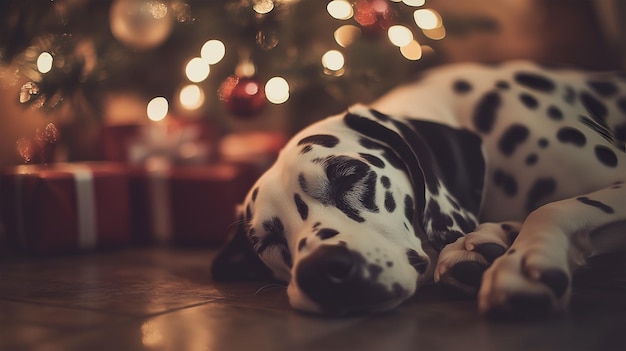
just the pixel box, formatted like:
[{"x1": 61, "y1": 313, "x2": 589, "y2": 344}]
[
  {"x1": 185, "y1": 57, "x2": 210, "y2": 83},
  {"x1": 179, "y1": 84, "x2": 205, "y2": 110},
  {"x1": 322, "y1": 50, "x2": 345, "y2": 71},
  {"x1": 265, "y1": 77, "x2": 290, "y2": 104},
  {"x1": 200, "y1": 40, "x2": 225, "y2": 64},
  {"x1": 327, "y1": 0, "x2": 353, "y2": 20},
  {"x1": 147, "y1": 97, "x2": 169, "y2": 121},
  {"x1": 387, "y1": 25, "x2": 413, "y2": 47},
  {"x1": 400, "y1": 40, "x2": 423, "y2": 60},
  {"x1": 423, "y1": 25, "x2": 446, "y2": 40},
  {"x1": 253, "y1": 0, "x2": 274, "y2": 14},
  {"x1": 402, "y1": 0, "x2": 425, "y2": 6},
  {"x1": 414, "y1": 9, "x2": 442, "y2": 30},
  {"x1": 334, "y1": 25, "x2": 361, "y2": 47},
  {"x1": 37, "y1": 52, "x2": 53, "y2": 74}
]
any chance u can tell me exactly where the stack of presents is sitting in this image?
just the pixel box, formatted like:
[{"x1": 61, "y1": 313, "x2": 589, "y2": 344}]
[{"x1": 0, "y1": 120, "x2": 285, "y2": 255}]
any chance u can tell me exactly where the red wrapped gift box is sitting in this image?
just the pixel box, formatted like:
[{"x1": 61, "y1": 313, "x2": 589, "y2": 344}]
[
  {"x1": 130, "y1": 163, "x2": 259, "y2": 246},
  {"x1": 0, "y1": 163, "x2": 131, "y2": 254}
]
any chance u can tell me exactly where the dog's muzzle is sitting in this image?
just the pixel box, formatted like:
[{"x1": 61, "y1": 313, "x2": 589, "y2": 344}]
[{"x1": 294, "y1": 245, "x2": 409, "y2": 315}]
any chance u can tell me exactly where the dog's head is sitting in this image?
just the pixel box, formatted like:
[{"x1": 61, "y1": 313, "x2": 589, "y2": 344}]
[{"x1": 212, "y1": 106, "x2": 484, "y2": 315}]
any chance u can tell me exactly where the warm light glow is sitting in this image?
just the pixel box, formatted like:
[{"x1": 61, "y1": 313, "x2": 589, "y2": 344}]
[
  {"x1": 402, "y1": 0, "x2": 425, "y2": 6},
  {"x1": 200, "y1": 40, "x2": 225, "y2": 64},
  {"x1": 423, "y1": 26, "x2": 446, "y2": 40},
  {"x1": 235, "y1": 60, "x2": 256, "y2": 77},
  {"x1": 37, "y1": 52, "x2": 53, "y2": 74},
  {"x1": 322, "y1": 50, "x2": 345, "y2": 71},
  {"x1": 414, "y1": 9, "x2": 442, "y2": 30},
  {"x1": 387, "y1": 25, "x2": 413, "y2": 47},
  {"x1": 334, "y1": 25, "x2": 361, "y2": 47},
  {"x1": 400, "y1": 40, "x2": 423, "y2": 60},
  {"x1": 179, "y1": 84, "x2": 205, "y2": 110},
  {"x1": 265, "y1": 77, "x2": 289, "y2": 104},
  {"x1": 253, "y1": 0, "x2": 274, "y2": 14},
  {"x1": 327, "y1": 0, "x2": 353, "y2": 20},
  {"x1": 185, "y1": 57, "x2": 210, "y2": 83},
  {"x1": 147, "y1": 97, "x2": 169, "y2": 121}
]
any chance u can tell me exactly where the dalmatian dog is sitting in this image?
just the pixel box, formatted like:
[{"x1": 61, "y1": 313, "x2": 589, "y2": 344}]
[{"x1": 212, "y1": 61, "x2": 626, "y2": 318}]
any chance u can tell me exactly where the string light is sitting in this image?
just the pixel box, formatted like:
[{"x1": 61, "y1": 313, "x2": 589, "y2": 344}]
[
  {"x1": 265, "y1": 77, "x2": 290, "y2": 104},
  {"x1": 253, "y1": 0, "x2": 274, "y2": 14},
  {"x1": 414, "y1": 9, "x2": 441, "y2": 30},
  {"x1": 387, "y1": 25, "x2": 413, "y2": 47},
  {"x1": 322, "y1": 50, "x2": 345, "y2": 72},
  {"x1": 400, "y1": 40, "x2": 422, "y2": 60},
  {"x1": 179, "y1": 84, "x2": 205, "y2": 110},
  {"x1": 402, "y1": 0, "x2": 425, "y2": 6},
  {"x1": 200, "y1": 40, "x2": 225, "y2": 64},
  {"x1": 147, "y1": 97, "x2": 169, "y2": 121},
  {"x1": 185, "y1": 57, "x2": 210, "y2": 83},
  {"x1": 327, "y1": 0, "x2": 353, "y2": 20},
  {"x1": 334, "y1": 25, "x2": 361, "y2": 47},
  {"x1": 37, "y1": 52, "x2": 53, "y2": 74}
]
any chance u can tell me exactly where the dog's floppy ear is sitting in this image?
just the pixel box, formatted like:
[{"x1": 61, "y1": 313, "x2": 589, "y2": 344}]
[
  {"x1": 405, "y1": 119, "x2": 485, "y2": 215},
  {"x1": 211, "y1": 212, "x2": 274, "y2": 282}
]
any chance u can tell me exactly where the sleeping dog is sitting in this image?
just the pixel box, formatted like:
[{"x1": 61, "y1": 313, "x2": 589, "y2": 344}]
[{"x1": 212, "y1": 61, "x2": 626, "y2": 318}]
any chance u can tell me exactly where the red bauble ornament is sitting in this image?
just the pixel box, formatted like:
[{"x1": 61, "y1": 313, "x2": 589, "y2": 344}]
[
  {"x1": 218, "y1": 76, "x2": 266, "y2": 118},
  {"x1": 354, "y1": 0, "x2": 397, "y2": 35}
]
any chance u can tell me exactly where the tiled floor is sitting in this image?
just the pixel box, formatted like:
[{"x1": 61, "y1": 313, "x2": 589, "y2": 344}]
[{"x1": 1, "y1": 248, "x2": 625, "y2": 351}]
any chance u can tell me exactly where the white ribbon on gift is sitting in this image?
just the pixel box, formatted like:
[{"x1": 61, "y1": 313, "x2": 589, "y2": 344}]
[{"x1": 13, "y1": 164, "x2": 98, "y2": 249}]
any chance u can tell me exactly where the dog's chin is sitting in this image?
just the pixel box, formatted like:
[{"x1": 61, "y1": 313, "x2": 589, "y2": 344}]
[{"x1": 286, "y1": 283, "x2": 409, "y2": 317}]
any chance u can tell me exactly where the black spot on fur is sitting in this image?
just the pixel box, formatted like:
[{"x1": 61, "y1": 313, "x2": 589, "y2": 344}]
[
  {"x1": 407, "y1": 249, "x2": 428, "y2": 274},
  {"x1": 538, "y1": 138, "x2": 549, "y2": 148},
  {"x1": 297, "y1": 134, "x2": 340, "y2": 152},
  {"x1": 404, "y1": 195, "x2": 414, "y2": 222},
  {"x1": 245, "y1": 204, "x2": 252, "y2": 222},
  {"x1": 259, "y1": 217, "x2": 293, "y2": 268},
  {"x1": 381, "y1": 176, "x2": 391, "y2": 189},
  {"x1": 580, "y1": 91, "x2": 608, "y2": 122},
  {"x1": 425, "y1": 200, "x2": 454, "y2": 232},
  {"x1": 359, "y1": 153, "x2": 385, "y2": 168},
  {"x1": 317, "y1": 228, "x2": 340, "y2": 240},
  {"x1": 385, "y1": 191, "x2": 396, "y2": 212},
  {"x1": 526, "y1": 178, "x2": 557, "y2": 212},
  {"x1": 577, "y1": 197, "x2": 614, "y2": 214},
  {"x1": 294, "y1": 193, "x2": 309, "y2": 221},
  {"x1": 298, "y1": 238, "x2": 307, "y2": 251},
  {"x1": 369, "y1": 109, "x2": 390, "y2": 121},
  {"x1": 525, "y1": 153, "x2": 538, "y2": 165},
  {"x1": 557, "y1": 127, "x2": 586, "y2": 147},
  {"x1": 473, "y1": 91, "x2": 501, "y2": 133},
  {"x1": 587, "y1": 80, "x2": 618, "y2": 97},
  {"x1": 519, "y1": 93, "x2": 539, "y2": 109},
  {"x1": 358, "y1": 138, "x2": 405, "y2": 170},
  {"x1": 499, "y1": 124, "x2": 530, "y2": 156},
  {"x1": 446, "y1": 195, "x2": 461, "y2": 210},
  {"x1": 453, "y1": 212, "x2": 476, "y2": 233},
  {"x1": 563, "y1": 85, "x2": 576, "y2": 104},
  {"x1": 252, "y1": 187, "x2": 259, "y2": 202},
  {"x1": 496, "y1": 81, "x2": 510, "y2": 90},
  {"x1": 617, "y1": 97, "x2": 626, "y2": 115},
  {"x1": 547, "y1": 106, "x2": 563, "y2": 120},
  {"x1": 514, "y1": 72, "x2": 555, "y2": 92},
  {"x1": 594, "y1": 145, "x2": 618, "y2": 167},
  {"x1": 616, "y1": 124, "x2": 626, "y2": 142},
  {"x1": 493, "y1": 169, "x2": 518, "y2": 196},
  {"x1": 453, "y1": 80, "x2": 472, "y2": 94}
]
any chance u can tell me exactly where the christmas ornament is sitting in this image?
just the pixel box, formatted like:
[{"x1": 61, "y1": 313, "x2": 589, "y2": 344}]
[
  {"x1": 109, "y1": 0, "x2": 173, "y2": 50},
  {"x1": 353, "y1": 0, "x2": 397, "y2": 35},
  {"x1": 218, "y1": 76, "x2": 266, "y2": 117}
]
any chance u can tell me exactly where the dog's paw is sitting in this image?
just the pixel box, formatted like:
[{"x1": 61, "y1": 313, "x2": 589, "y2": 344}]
[
  {"x1": 435, "y1": 222, "x2": 520, "y2": 294},
  {"x1": 477, "y1": 235, "x2": 571, "y2": 319}
]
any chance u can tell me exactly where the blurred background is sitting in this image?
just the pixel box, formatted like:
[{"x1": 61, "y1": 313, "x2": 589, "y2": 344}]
[{"x1": 0, "y1": 0, "x2": 624, "y2": 168}]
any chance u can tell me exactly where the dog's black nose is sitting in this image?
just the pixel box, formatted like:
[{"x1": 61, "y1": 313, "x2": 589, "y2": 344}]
[
  {"x1": 296, "y1": 245, "x2": 358, "y2": 298},
  {"x1": 295, "y1": 245, "x2": 407, "y2": 314}
]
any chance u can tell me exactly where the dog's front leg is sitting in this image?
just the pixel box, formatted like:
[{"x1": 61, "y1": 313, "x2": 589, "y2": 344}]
[{"x1": 478, "y1": 181, "x2": 626, "y2": 318}]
